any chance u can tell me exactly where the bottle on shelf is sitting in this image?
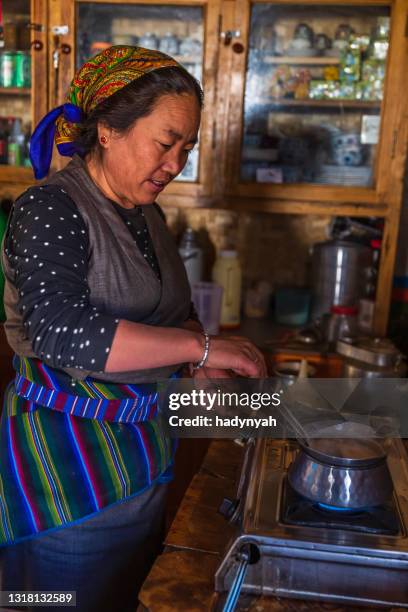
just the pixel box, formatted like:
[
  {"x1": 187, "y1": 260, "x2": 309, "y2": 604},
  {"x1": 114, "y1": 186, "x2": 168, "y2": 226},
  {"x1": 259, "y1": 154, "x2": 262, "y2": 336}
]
[
  {"x1": 0, "y1": 205, "x2": 8, "y2": 321},
  {"x1": 179, "y1": 227, "x2": 203, "y2": 287},
  {"x1": 0, "y1": 51, "x2": 15, "y2": 87},
  {"x1": 0, "y1": 118, "x2": 7, "y2": 164},
  {"x1": 369, "y1": 238, "x2": 382, "y2": 294},
  {"x1": 326, "y1": 304, "x2": 358, "y2": 349},
  {"x1": 7, "y1": 117, "x2": 24, "y2": 166},
  {"x1": 212, "y1": 250, "x2": 242, "y2": 329},
  {"x1": 22, "y1": 129, "x2": 31, "y2": 167}
]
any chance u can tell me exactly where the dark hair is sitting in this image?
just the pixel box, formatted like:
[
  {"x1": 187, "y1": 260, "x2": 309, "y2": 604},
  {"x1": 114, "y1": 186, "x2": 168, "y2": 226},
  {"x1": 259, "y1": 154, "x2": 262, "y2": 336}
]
[{"x1": 77, "y1": 66, "x2": 203, "y2": 155}]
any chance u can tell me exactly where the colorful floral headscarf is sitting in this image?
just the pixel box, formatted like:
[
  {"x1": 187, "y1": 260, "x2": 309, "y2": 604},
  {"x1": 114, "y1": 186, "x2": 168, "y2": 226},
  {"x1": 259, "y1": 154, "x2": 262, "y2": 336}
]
[{"x1": 30, "y1": 45, "x2": 180, "y2": 180}]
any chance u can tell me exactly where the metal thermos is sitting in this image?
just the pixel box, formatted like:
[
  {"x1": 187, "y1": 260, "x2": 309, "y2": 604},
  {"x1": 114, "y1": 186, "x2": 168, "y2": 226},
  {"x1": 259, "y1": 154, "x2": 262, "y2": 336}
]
[
  {"x1": 178, "y1": 228, "x2": 203, "y2": 287},
  {"x1": 311, "y1": 240, "x2": 372, "y2": 320}
]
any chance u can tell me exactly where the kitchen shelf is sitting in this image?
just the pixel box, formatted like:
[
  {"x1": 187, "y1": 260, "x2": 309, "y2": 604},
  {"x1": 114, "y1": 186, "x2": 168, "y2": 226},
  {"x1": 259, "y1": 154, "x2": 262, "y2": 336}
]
[
  {"x1": 262, "y1": 55, "x2": 340, "y2": 65},
  {"x1": 0, "y1": 87, "x2": 31, "y2": 96},
  {"x1": 0, "y1": 0, "x2": 404, "y2": 342},
  {"x1": 251, "y1": 97, "x2": 381, "y2": 109},
  {"x1": 0, "y1": 165, "x2": 33, "y2": 182},
  {"x1": 224, "y1": 184, "x2": 381, "y2": 211}
]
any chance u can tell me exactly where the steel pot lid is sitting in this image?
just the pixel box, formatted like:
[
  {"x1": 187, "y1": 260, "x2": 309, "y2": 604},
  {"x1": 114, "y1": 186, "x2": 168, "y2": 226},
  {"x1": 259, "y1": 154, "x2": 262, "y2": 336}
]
[
  {"x1": 313, "y1": 239, "x2": 371, "y2": 253},
  {"x1": 336, "y1": 336, "x2": 402, "y2": 367},
  {"x1": 298, "y1": 422, "x2": 387, "y2": 467}
]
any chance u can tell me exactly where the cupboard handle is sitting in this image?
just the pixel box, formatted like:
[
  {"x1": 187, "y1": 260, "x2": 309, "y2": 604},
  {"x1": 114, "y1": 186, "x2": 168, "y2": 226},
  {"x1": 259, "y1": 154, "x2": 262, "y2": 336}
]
[
  {"x1": 232, "y1": 42, "x2": 245, "y2": 54},
  {"x1": 391, "y1": 129, "x2": 398, "y2": 159},
  {"x1": 212, "y1": 120, "x2": 217, "y2": 149},
  {"x1": 31, "y1": 40, "x2": 43, "y2": 51}
]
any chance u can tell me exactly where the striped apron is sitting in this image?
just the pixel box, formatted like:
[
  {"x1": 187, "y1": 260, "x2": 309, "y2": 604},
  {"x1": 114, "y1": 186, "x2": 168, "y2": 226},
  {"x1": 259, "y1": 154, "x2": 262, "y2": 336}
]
[{"x1": 0, "y1": 357, "x2": 175, "y2": 545}]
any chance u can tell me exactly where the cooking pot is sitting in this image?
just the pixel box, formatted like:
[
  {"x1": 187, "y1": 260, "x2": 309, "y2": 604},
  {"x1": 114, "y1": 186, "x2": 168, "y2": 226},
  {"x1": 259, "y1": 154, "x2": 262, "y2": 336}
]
[
  {"x1": 288, "y1": 422, "x2": 393, "y2": 509},
  {"x1": 337, "y1": 336, "x2": 406, "y2": 378},
  {"x1": 273, "y1": 360, "x2": 316, "y2": 384}
]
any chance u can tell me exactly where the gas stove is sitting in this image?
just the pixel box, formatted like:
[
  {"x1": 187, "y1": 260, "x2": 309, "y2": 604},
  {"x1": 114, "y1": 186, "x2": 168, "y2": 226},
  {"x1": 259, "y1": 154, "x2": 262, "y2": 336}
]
[{"x1": 215, "y1": 438, "x2": 408, "y2": 608}]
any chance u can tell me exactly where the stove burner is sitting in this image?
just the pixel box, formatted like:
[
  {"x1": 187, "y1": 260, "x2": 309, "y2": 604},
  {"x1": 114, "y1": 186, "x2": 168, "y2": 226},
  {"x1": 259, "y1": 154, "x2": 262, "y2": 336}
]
[
  {"x1": 282, "y1": 478, "x2": 400, "y2": 536},
  {"x1": 316, "y1": 502, "x2": 364, "y2": 513},
  {"x1": 216, "y1": 440, "x2": 408, "y2": 608}
]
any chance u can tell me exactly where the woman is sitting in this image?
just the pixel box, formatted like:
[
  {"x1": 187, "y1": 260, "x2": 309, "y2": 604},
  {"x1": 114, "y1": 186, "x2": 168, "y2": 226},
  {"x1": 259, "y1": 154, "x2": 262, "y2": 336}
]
[{"x1": 0, "y1": 46, "x2": 266, "y2": 611}]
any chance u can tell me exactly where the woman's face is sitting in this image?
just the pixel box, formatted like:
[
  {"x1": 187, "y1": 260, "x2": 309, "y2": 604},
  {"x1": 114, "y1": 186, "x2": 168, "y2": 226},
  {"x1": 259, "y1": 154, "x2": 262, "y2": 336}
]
[{"x1": 96, "y1": 93, "x2": 201, "y2": 207}]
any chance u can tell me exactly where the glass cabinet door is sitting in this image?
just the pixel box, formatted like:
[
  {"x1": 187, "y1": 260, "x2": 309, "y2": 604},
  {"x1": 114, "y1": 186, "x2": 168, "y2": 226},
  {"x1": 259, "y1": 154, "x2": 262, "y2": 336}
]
[
  {"x1": 76, "y1": 3, "x2": 204, "y2": 183},
  {"x1": 240, "y1": 4, "x2": 390, "y2": 189},
  {"x1": 0, "y1": 0, "x2": 39, "y2": 173}
]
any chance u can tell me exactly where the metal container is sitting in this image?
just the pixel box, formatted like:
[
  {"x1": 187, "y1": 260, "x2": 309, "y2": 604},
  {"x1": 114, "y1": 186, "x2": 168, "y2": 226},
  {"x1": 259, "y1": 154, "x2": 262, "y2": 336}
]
[
  {"x1": 0, "y1": 51, "x2": 15, "y2": 88},
  {"x1": 273, "y1": 360, "x2": 316, "y2": 385},
  {"x1": 14, "y1": 51, "x2": 31, "y2": 88},
  {"x1": 311, "y1": 240, "x2": 372, "y2": 320},
  {"x1": 326, "y1": 304, "x2": 358, "y2": 348},
  {"x1": 288, "y1": 433, "x2": 394, "y2": 508},
  {"x1": 337, "y1": 336, "x2": 407, "y2": 378}
]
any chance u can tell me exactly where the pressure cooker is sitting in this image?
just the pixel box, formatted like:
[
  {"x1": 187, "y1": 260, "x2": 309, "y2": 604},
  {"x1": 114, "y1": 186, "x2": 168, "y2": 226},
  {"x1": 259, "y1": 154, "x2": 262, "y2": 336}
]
[{"x1": 336, "y1": 336, "x2": 406, "y2": 378}]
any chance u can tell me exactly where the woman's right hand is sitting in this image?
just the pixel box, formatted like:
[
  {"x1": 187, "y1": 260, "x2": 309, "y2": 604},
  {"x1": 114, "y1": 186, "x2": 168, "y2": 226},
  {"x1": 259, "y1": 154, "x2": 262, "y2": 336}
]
[{"x1": 205, "y1": 335, "x2": 267, "y2": 378}]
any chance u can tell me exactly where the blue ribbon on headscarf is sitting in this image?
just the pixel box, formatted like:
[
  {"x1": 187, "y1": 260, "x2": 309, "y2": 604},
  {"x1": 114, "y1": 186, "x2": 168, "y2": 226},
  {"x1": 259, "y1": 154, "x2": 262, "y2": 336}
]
[{"x1": 29, "y1": 103, "x2": 84, "y2": 180}]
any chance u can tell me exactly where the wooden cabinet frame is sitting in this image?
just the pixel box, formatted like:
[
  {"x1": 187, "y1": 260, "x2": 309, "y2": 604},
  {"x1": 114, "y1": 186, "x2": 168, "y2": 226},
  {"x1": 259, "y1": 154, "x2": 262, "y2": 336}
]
[
  {"x1": 215, "y1": 0, "x2": 408, "y2": 334},
  {"x1": 0, "y1": 0, "x2": 48, "y2": 193},
  {"x1": 0, "y1": 0, "x2": 406, "y2": 336},
  {"x1": 50, "y1": 0, "x2": 221, "y2": 205}
]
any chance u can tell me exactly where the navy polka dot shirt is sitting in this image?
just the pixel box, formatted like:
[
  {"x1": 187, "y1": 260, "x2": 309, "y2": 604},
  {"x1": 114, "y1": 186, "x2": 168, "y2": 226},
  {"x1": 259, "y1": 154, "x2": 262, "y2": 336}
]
[{"x1": 4, "y1": 185, "x2": 166, "y2": 372}]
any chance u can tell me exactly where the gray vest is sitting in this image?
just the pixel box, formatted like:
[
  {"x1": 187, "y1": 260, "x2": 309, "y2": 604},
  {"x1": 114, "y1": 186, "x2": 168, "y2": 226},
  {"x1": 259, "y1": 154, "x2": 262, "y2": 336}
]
[{"x1": 2, "y1": 155, "x2": 191, "y2": 383}]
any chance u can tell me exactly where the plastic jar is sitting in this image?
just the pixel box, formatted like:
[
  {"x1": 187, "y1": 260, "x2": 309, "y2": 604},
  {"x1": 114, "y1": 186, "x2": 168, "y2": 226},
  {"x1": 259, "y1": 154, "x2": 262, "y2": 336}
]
[
  {"x1": 326, "y1": 305, "x2": 358, "y2": 348},
  {"x1": 212, "y1": 250, "x2": 242, "y2": 328}
]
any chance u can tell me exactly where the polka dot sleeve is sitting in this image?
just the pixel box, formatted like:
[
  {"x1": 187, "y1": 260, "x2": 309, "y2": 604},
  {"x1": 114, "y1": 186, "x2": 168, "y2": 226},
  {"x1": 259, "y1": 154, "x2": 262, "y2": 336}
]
[{"x1": 4, "y1": 185, "x2": 119, "y2": 372}]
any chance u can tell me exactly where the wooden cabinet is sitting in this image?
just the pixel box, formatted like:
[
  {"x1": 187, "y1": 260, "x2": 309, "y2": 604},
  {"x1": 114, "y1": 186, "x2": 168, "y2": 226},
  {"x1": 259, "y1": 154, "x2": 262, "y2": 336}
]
[
  {"x1": 0, "y1": 0, "x2": 48, "y2": 198},
  {"x1": 215, "y1": 0, "x2": 408, "y2": 334},
  {"x1": 1, "y1": 0, "x2": 408, "y2": 335},
  {"x1": 49, "y1": 0, "x2": 221, "y2": 203},
  {"x1": 218, "y1": 1, "x2": 405, "y2": 204}
]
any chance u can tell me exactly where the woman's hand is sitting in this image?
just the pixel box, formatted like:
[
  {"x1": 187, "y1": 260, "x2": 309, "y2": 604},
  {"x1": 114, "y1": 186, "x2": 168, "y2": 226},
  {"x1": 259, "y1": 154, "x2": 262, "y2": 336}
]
[
  {"x1": 105, "y1": 320, "x2": 267, "y2": 377},
  {"x1": 181, "y1": 318, "x2": 266, "y2": 379},
  {"x1": 204, "y1": 335, "x2": 267, "y2": 378},
  {"x1": 191, "y1": 366, "x2": 235, "y2": 380}
]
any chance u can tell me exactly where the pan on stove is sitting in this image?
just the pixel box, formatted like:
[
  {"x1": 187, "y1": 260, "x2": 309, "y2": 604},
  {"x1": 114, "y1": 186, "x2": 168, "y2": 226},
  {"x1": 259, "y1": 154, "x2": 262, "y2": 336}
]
[{"x1": 288, "y1": 422, "x2": 394, "y2": 509}]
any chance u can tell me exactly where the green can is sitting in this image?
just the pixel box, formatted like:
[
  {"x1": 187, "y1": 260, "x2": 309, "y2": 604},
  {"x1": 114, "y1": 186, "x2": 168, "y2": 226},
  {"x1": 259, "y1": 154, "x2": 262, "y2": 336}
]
[
  {"x1": 14, "y1": 51, "x2": 31, "y2": 88},
  {"x1": 0, "y1": 51, "x2": 15, "y2": 88}
]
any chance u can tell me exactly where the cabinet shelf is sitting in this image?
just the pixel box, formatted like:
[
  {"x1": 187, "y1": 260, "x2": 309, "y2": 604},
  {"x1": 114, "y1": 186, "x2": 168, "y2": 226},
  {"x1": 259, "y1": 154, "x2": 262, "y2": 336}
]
[
  {"x1": 262, "y1": 55, "x2": 340, "y2": 65},
  {"x1": 0, "y1": 87, "x2": 31, "y2": 96},
  {"x1": 0, "y1": 0, "x2": 404, "y2": 343},
  {"x1": 0, "y1": 165, "x2": 33, "y2": 182},
  {"x1": 251, "y1": 97, "x2": 381, "y2": 109}
]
